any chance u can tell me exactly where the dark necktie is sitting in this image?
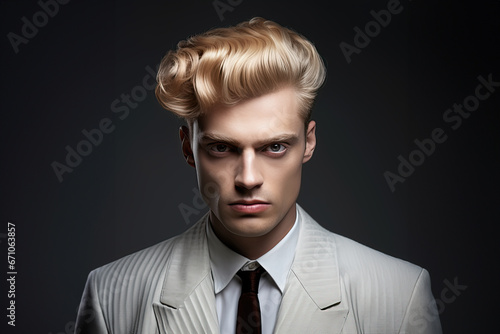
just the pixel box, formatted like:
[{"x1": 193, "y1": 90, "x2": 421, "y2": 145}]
[{"x1": 236, "y1": 265, "x2": 265, "y2": 334}]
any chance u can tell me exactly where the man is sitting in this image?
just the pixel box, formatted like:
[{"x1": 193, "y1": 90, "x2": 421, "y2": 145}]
[{"x1": 75, "y1": 17, "x2": 442, "y2": 333}]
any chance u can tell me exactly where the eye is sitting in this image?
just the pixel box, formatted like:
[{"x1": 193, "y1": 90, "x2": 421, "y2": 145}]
[
  {"x1": 208, "y1": 144, "x2": 232, "y2": 156},
  {"x1": 265, "y1": 143, "x2": 286, "y2": 153},
  {"x1": 211, "y1": 144, "x2": 229, "y2": 152}
]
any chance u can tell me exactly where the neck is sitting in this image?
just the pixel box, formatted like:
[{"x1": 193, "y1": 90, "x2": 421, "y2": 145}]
[{"x1": 209, "y1": 205, "x2": 296, "y2": 259}]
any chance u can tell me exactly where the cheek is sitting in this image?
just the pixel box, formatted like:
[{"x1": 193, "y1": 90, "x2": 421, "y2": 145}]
[
  {"x1": 268, "y1": 157, "x2": 303, "y2": 194},
  {"x1": 195, "y1": 155, "x2": 233, "y2": 203}
]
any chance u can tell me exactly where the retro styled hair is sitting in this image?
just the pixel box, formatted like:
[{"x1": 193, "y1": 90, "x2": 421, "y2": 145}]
[{"x1": 155, "y1": 17, "x2": 326, "y2": 125}]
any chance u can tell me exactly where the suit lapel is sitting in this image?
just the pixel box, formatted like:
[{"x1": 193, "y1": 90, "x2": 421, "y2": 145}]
[
  {"x1": 153, "y1": 213, "x2": 220, "y2": 334},
  {"x1": 273, "y1": 205, "x2": 348, "y2": 333}
]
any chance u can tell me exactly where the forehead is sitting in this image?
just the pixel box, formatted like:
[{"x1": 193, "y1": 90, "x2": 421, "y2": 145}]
[{"x1": 195, "y1": 87, "x2": 303, "y2": 141}]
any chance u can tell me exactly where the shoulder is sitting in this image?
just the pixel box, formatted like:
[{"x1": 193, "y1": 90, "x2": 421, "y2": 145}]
[
  {"x1": 90, "y1": 234, "x2": 179, "y2": 287},
  {"x1": 332, "y1": 233, "x2": 440, "y2": 332},
  {"x1": 88, "y1": 217, "x2": 206, "y2": 295},
  {"x1": 320, "y1": 225, "x2": 435, "y2": 329},
  {"x1": 82, "y1": 232, "x2": 182, "y2": 319},
  {"x1": 76, "y1": 218, "x2": 209, "y2": 333},
  {"x1": 299, "y1": 207, "x2": 430, "y2": 316},
  {"x1": 333, "y1": 232, "x2": 423, "y2": 283},
  {"x1": 298, "y1": 207, "x2": 423, "y2": 285}
]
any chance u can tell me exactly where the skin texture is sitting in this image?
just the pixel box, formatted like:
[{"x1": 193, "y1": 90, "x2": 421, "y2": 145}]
[{"x1": 180, "y1": 87, "x2": 316, "y2": 259}]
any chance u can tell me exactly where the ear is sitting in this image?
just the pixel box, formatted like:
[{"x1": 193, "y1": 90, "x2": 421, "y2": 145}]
[
  {"x1": 179, "y1": 125, "x2": 195, "y2": 167},
  {"x1": 302, "y1": 120, "x2": 316, "y2": 163}
]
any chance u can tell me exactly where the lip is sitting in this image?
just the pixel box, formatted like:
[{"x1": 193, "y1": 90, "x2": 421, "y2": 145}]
[{"x1": 229, "y1": 200, "x2": 270, "y2": 214}]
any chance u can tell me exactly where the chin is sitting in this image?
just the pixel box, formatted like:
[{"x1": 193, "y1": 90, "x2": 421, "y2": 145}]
[{"x1": 224, "y1": 216, "x2": 276, "y2": 238}]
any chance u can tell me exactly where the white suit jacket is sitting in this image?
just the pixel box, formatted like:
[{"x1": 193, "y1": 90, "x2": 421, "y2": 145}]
[{"x1": 75, "y1": 205, "x2": 442, "y2": 333}]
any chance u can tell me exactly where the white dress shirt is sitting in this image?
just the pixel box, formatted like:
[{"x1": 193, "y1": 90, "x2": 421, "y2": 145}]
[{"x1": 206, "y1": 210, "x2": 300, "y2": 334}]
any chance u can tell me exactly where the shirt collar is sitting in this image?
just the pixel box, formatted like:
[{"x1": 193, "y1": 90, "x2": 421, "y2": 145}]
[{"x1": 206, "y1": 208, "x2": 300, "y2": 294}]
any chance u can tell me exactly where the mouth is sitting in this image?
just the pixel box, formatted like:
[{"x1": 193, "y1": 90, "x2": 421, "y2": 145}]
[{"x1": 229, "y1": 200, "x2": 270, "y2": 214}]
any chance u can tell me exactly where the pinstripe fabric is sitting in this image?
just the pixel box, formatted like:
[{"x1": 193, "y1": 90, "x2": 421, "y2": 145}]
[
  {"x1": 153, "y1": 277, "x2": 219, "y2": 333},
  {"x1": 75, "y1": 205, "x2": 442, "y2": 334},
  {"x1": 75, "y1": 232, "x2": 178, "y2": 333}
]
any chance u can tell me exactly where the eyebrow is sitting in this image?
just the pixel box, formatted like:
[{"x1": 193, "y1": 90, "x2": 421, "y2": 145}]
[{"x1": 199, "y1": 132, "x2": 300, "y2": 147}]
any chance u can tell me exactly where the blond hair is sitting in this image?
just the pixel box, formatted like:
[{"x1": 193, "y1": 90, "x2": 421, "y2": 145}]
[{"x1": 155, "y1": 17, "x2": 326, "y2": 125}]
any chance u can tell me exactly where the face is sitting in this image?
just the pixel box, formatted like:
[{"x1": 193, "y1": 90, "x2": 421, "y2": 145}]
[{"x1": 181, "y1": 87, "x2": 316, "y2": 251}]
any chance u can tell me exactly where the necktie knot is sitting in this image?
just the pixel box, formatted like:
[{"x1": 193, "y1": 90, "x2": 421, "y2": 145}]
[{"x1": 237, "y1": 266, "x2": 264, "y2": 294}]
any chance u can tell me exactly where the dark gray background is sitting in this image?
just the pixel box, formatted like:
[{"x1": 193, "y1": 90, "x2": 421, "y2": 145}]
[{"x1": 1, "y1": 0, "x2": 499, "y2": 332}]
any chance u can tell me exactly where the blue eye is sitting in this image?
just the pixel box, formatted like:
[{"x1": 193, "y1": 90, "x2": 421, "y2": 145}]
[{"x1": 267, "y1": 144, "x2": 286, "y2": 153}]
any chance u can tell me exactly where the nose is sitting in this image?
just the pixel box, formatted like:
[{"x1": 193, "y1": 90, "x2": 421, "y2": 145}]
[{"x1": 234, "y1": 149, "x2": 263, "y2": 190}]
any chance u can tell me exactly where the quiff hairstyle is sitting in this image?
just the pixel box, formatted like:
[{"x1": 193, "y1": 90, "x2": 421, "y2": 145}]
[{"x1": 155, "y1": 17, "x2": 326, "y2": 126}]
